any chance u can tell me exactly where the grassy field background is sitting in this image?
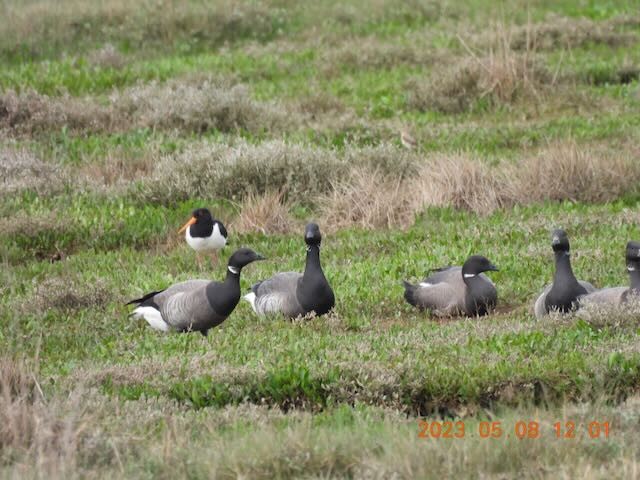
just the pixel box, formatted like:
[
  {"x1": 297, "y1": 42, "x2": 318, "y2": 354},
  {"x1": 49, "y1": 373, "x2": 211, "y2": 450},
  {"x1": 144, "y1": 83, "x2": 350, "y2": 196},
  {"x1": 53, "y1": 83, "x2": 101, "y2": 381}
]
[{"x1": 2, "y1": 0, "x2": 640, "y2": 477}]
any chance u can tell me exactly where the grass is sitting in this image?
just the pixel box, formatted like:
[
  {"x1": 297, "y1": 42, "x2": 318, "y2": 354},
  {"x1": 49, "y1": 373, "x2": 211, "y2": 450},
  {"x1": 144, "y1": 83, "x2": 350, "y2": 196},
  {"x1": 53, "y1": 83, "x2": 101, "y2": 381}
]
[{"x1": 2, "y1": 0, "x2": 640, "y2": 477}]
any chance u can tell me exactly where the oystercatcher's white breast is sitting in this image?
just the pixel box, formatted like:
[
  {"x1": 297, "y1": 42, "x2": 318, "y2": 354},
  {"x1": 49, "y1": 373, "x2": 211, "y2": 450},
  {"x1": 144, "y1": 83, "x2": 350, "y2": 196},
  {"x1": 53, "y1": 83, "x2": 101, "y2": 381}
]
[{"x1": 186, "y1": 223, "x2": 227, "y2": 252}]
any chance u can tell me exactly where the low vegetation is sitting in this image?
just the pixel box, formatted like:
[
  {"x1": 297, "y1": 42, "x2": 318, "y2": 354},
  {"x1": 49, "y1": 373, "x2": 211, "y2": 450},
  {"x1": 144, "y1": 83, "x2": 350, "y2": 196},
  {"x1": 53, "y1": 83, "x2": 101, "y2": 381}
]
[{"x1": 2, "y1": 0, "x2": 640, "y2": 477}]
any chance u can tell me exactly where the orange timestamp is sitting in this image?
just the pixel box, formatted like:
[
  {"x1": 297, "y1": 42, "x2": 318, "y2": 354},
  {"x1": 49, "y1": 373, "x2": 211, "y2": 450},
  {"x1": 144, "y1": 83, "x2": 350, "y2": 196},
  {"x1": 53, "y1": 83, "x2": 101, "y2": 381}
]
[{"x1": 417, "y1": 420, "x2": 610, "y2": 440}]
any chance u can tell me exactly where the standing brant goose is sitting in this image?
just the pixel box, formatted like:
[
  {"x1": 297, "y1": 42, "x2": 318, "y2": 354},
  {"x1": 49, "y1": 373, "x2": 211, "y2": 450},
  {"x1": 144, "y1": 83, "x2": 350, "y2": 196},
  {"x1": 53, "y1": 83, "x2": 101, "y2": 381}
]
[
  {"x1": 178, "y1": 208, "x2": 228, "y2": 266},
  {"x1": 403, "y1": 255, "x2": 499, "y2": 317},
  {"x1": 244, "y1": 223, "x2": 335, "y2": 318},
  {"x1": 579, "y1": 241, "x2": 640, "y2": 306},
  {"x1": 127, "y1": 248, "x2": 264, "y2": 336},
  {"x1": 534, "y1": 229, "x2": 596, "y2": 318}
]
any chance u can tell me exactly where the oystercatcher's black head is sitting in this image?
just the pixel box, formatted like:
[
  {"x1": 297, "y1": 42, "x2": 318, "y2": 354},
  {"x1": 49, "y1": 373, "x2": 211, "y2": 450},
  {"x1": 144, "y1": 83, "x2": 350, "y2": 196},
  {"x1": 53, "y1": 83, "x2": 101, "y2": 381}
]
[{"x1": 178, "y1": 208, "x2": 213, "y2": 234}]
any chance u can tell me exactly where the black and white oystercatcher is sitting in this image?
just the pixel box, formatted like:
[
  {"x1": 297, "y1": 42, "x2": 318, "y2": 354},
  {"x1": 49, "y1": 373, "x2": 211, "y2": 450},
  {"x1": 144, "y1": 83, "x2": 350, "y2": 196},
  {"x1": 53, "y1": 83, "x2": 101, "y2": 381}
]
[
  {"x1": 127, "y1": 248, "x2": 264, "y2": 336},
  {"x1": 244, "y1": 223, "x2": 335, "y2": 319},
  {"x1": 403, "y1": 255, "x2": 499, "y2": 317},
  {"x1": 178, "y1": 208, "x2": 228, "y2": 266},
  {"x1": 534, "y1": 229, "x2": 596, "y2": 318}
]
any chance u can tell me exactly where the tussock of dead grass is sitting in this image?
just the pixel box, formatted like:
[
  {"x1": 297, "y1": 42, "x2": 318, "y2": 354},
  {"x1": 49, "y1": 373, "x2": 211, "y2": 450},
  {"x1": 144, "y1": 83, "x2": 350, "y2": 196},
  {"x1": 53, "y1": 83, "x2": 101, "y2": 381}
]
[
  {"x1": 15, "y1": 276, "x2": 113, "y2": 315},
  {"x1": 0, "y1": 358, "x2": 80, "y2": 470},
  {"x1": 141, "y1": 141, "x2": 418, "y2": 205},
  {"x1": 0, "y1": 358, "x2": 124, "y2": 476},
  {"x1": 509, "y1": 15, "x2": 640, "y2": 51},
  {"x1": 407, "y1": 22, "x2": 551, "y2": 113},
  {"x1": 231, "y1": 190, "x2": 296, "y2": 235},
  {"x1": 425, "y1": 142, "x2": 640, "y2": 213},
  {"x1": 407, "y1": 54, "x2": 550, "y2": 113},
  {"x1": 320, "y1": 36, "x2": 437, "y2": 76},
  {"x1": 518, "y1": 141, "x2": 638, "y2": 204},
  {"x1": 319, "y1": 141, "x2": 640, "y2": 226},
  {"x1": 119, "y1": 79, "x2": 288, "y2": 134},
  {"x1": 0, "y1": 90, "x2": 115, "y2": 135},
  {"x1": 78, "y1": 147, "x2": 156, "y2": 187},
  {"x1": 86, "y1": 43, "x2": 126, "y2": 69},
  {"x1": 416, "y1": 153, "x2": 511, "y2": 213},
  {"x1": 0, "y1": 147, "x2": 68, "y2": 196},
  {"x1": 1, "y1": 78, "x2": 288, "y2": 135},
  {"x1": 320, "y1": 168, "x2": 418, "y2": 230},
  {"x1": 0, "y1": 0, "x2": 287, "y2": 59},
  {"x1": 407, "y1": 54, "x2": 551, "y2": 113}
]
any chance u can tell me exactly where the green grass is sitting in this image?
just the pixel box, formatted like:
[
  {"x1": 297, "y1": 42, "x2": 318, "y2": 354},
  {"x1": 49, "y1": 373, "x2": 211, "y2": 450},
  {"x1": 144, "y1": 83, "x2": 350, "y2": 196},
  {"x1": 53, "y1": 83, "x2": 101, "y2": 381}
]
[{"x1": 3, "y1": 0, "x2": 640, "y2": 477}]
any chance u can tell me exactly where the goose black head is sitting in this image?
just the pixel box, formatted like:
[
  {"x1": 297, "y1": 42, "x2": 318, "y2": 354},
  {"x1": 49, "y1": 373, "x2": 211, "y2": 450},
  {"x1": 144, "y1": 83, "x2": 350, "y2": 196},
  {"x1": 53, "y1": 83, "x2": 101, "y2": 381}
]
[
  {"x1": 227, "y1": 248, "x2": 265, "y2": 273},
  {"x1": 462, "y1": 255, "x2": 499, "y2": 277},
  {"x1": 626, "y1": 241, "x2": 640, "y2": 272},
  {"x1": 551, "y1": 228, "x2": 570, "y2": 253},
  {"x1": 304, "y1": 223, "x2": 322, "y2": 247},
  {"x1": 178, "y1": 208, "x2": 213, "y2": 233}
]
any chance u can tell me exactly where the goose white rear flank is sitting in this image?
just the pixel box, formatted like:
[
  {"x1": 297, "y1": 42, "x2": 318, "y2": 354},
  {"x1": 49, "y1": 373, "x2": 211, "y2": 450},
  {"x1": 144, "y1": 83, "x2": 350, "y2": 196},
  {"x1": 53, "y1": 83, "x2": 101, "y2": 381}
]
[{"x1": 130, "y1": 306, "x2": 170, "y2": 332}]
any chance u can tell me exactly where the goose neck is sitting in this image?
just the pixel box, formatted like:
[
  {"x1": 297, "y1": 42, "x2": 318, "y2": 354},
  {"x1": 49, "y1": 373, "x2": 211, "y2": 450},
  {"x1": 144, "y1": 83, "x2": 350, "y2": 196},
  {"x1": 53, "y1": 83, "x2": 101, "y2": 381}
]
[{"x1": 553, "y1": 251, "x2": 578, "y2": 283}]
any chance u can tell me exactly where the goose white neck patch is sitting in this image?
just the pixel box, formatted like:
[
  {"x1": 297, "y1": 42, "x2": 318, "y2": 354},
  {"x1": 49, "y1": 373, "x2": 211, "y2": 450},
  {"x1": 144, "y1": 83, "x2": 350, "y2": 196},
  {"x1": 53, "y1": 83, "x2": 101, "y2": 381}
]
[
  {"x1": 228, "y1": 266, "x2": 240, "y2": 275},
  {"x1": 463, "y1": 273, "x2": 476, "y2": 278},
  {"x1": 628, "y1": 266, "x2": 637, "y2": 272}
]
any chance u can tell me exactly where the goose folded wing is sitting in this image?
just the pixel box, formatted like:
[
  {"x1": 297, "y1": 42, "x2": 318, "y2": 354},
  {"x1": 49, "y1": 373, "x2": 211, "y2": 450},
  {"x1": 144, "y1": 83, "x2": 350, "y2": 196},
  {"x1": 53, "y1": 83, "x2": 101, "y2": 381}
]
[
  {"x1": 253, "y1": 272, "x2": 303, "y2": 317},
  {"x1": 155, "y1": 280, "x2": 211, "y2": 331},
  {"x1": 580, "y1": 286, "x2": 627, "y2": 306},
  {"x1": 413, "y1": 282, "x2": 462, "y2": 316}
]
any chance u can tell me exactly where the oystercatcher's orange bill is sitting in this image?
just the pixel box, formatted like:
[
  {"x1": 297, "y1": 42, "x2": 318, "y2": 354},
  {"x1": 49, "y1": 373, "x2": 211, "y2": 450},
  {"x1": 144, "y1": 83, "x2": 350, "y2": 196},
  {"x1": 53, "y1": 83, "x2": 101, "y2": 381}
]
[{"x1": 178, "y1": 216, "x2": 197, "y2": 233}]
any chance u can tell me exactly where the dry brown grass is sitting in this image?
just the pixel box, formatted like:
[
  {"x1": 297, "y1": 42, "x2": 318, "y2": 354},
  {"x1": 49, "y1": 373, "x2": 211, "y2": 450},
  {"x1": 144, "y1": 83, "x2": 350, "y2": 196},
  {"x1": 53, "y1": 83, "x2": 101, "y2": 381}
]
[
  {"x1": 509, "y1": 14, "x2": 640, "y2": 51},
  {"x1": 119, "y1": 79, "x2": 288, "y2": 134},
  {"x1": 318, "y1": 141, "x2": 640, "y2": 227},
  {"x1": 0, "y1": 357, "x2": 83, "y2": 474},
  {"x1": 422, "y1": 141, "x2": 640, "y2": 213},
  {"x1": 407, "y1": 22, "x2": 551, "y2": 113},
  {"x1": 140, "y1": 141, "x2": 418, "y2": 205},
  {"x1": 78, "y1": 147, "x2": 156, "y2": 187},
  {"x1": 13, "y1": 276, "x2": 114, "y2": 316},
  {"x1": 0, "y1": 90, "x2": 114, "y2": 135},
  {"x1": 0, "y1": 147, "x2": 69, "y2": 197},
  {"x1": 1, "y1": 78, "x2": 288, "y2": 136},
  {"x1": 0, "y1": 0, "x2": 288, "y2": 59},
  {"x1": 320, "y1": 168, "x2": 418, "y2": 230},
  {"x1": 518, "y1": 141, "x2": 638, "y2": 203},
  {"x1": 86, "y1": 43, "x2": 126, "y2": 70},
  {"x1": 231, "y1": 190, "x2": 296, "y2": 235},
  {"x1": 417, "y1": 153, "x2": 512, "y2": 213},
  {"x1": 319, "y1": 35, "x2": 437, "y2": 77}
]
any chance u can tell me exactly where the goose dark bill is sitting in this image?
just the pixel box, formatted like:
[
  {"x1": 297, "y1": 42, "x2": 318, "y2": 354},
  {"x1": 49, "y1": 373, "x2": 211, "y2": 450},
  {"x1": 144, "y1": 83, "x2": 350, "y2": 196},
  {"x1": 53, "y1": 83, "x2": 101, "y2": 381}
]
[
  {"x1": 128, "y1": 248, "x2": 264, "y2": 336},
  {"x1": 244, "y1": 223, "x2": 335, "y2": 319},
  {"x1": 403, "y1": 255, "x2": 499, "y2": 317},
  {"x1": 533, "y1": 229, "x2": 596, "y2": 318}
]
